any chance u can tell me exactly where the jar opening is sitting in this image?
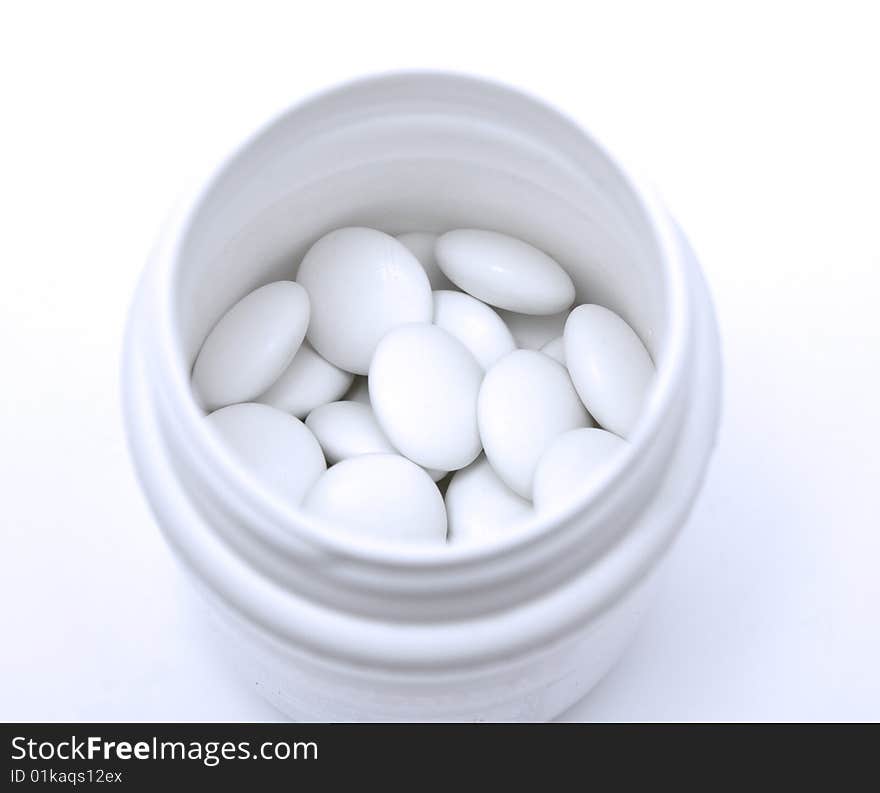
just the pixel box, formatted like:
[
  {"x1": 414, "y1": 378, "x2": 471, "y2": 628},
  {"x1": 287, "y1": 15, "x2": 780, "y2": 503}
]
[{"x1": 155, "y1": 71, "x2": 689, "y2": 568}]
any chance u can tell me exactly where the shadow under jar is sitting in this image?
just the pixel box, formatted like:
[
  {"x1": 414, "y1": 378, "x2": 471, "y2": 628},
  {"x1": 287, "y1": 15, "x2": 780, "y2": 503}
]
[{"x1": 122, "y1": 72, "x2": 722, "y2": 721}]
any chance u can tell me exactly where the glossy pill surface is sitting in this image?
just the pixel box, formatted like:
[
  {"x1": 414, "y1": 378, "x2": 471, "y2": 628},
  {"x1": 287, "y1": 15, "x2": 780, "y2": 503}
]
[
  {"x1": 305, "y1": 400, "x2": 394, "y2": 465},
  {"x1": 564, "y1": 304, "x2": 654, "y2": 437},
  {"x1": 478, "y1": 350, "x2": 591, "y2": 498},
  {"x1": 192, "y1": 281, "x2": 309, "y2": 411},
  {"x1": 445, "y1": 455, "x2": 532, "y2": 546},
  {"x1": 436, "y1": 229, "x2": 575, "y2": 315},
  {"x1": 370, "y1": 324, "x2": 483, "y2": 471},
  {"x1": 258, "y1": 342, "x2": 352, "y2": 418},
  {"x1": 336, "y1": 377, "x2": 448, "y2": 482},
  {"x1": 206, "y1": 403, "x2": 325, "y2": 506},
  {"x1": 296, "y1": 227, "x2": 432, "y2": 374},
  {"x1": 432, "y1": 290, "x2": 516, "y2": 370},
  {"x1": 302, "y1": 454, "x2": 447, "y2": 544}
]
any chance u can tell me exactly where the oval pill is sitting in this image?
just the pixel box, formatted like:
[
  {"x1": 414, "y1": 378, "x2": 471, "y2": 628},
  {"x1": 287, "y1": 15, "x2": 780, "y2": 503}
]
[
  {"x1": 436, "y1": 229, "x2": 575, "y2": 315},
  {"x1": 564, "y1": 304, "x2": 654, "y2": 437},
  {"x1": 370, "y1": 324, "x2": 483, "y2": 471},
  {"x1": 296, "y1": 227, "x2": 432, "y2": 374},
  {"x1": 206, "y1": 403, "x2": 325, "y2": 506},
  {"x1": 478, "y1": 349, "x2": 590, "y2": 499},
  {"x1": 302, "y1": 454, "x2": 447, "y2": 544},
  {"x1": 192, "y1": 281, "x2": 309, "y2": 411}
]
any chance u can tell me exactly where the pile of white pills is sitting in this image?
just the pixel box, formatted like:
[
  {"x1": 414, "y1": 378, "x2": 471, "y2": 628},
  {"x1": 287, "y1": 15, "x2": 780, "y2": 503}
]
[{"x1": 192, "y1": 227, "x2": 655, "y2": 547}]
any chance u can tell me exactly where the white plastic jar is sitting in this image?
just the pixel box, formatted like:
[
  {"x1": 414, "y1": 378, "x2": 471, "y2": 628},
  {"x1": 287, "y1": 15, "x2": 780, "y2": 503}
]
[{"x1": 122, "y1": 72, "x2": 721, "y2": 721}]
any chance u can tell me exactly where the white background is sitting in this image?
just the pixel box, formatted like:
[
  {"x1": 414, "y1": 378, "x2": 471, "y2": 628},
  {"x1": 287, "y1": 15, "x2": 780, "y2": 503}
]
[{"x1": 1, "y1": 1, "x2": 878, "y2": 721}]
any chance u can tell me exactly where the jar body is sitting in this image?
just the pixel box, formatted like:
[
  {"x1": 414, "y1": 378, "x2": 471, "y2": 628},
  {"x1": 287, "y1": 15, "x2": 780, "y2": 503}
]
[
  {"x1": 122, "y1": 73, "x2": 722, "y2": 721},
  {"x1": 199, "y1": 560, "x2": 660, "y2": 721}
]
